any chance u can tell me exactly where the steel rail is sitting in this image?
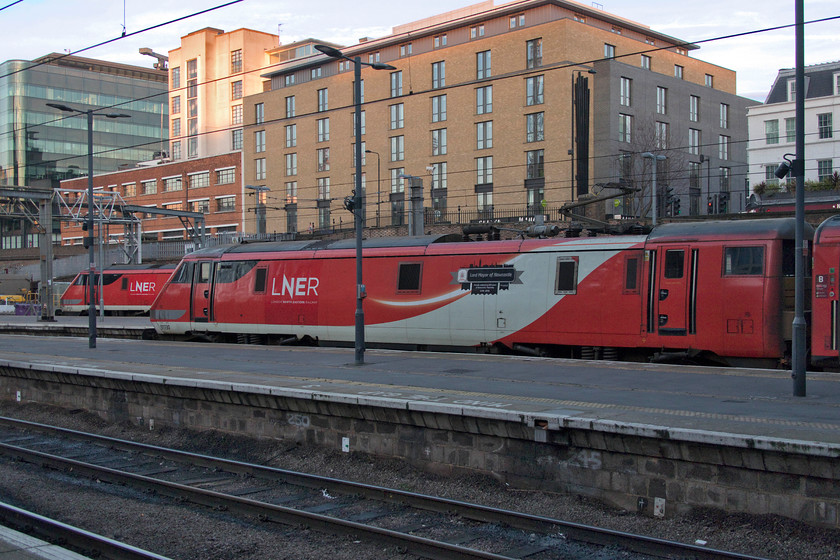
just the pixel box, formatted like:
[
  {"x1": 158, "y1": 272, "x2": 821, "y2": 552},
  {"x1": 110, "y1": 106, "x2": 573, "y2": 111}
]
[{"x1": 0, "y1": 416, "x2": 771, "y2": 560}]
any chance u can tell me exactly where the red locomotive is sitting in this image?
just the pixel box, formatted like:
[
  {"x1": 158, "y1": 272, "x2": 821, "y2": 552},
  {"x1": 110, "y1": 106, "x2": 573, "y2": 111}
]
[
  {"x1": 150, "y1": 217, "x2": 830, "y2": 368},
  {"x1": 61, "y1": 264, "x2": 176, "y2": 316}
]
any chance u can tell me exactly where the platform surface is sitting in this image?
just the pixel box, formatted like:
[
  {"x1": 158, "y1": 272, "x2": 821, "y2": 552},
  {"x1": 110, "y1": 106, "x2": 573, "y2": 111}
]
[{"x1": 1, "y1": 315, "x2": 839, "y2": 453}]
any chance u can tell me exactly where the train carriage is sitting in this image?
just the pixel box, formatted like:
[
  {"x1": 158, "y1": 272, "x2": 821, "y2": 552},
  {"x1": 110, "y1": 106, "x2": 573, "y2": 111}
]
[
  {"x1": 811, "y1": 215, "x2": 840, "y2": 364},
  {"x1": 61, "y1": 263, "x2": 176, "y2": 315},
  {"x1": 151, "y1": 218, "x2": 809, "y2": 367}
]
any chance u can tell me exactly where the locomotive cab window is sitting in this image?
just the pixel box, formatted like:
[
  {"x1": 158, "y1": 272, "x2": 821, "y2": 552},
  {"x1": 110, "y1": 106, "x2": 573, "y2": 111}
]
[
  {"x1": 254, "y1": 267, "x2": 268, "y2": 293},
  {"x1": 197, "y1": 262, "x2": 212, "y2": 283},
  {"x1": 397, "y1": 262, "x2": 423, "y2": 293},
  {"x1": 171, "y1": 262, "x2": 194, "y2": 284},
  {"x1": 723, "y1": 246, "x2": 764, "y2": 276},
  {"x1": 624, "y1": 254, "x2": 641, "y2": 294},
  {"x1": 664, "y1": 250, "x2": 684, "y2": 279},
  {"x1": 555, "y1": 257, "x2": 578, "y2": 295}
]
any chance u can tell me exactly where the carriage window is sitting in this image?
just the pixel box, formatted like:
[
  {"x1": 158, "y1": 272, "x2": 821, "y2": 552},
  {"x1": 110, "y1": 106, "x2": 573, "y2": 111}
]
[
  {"x1": 555, "y1": 257, "x2": 578, "y2": 294},
  {"x1": 664, "y1": 250, "x2": 684, "y2": 279},
  {"x1": 171, "y1": 262, "x2": 194, "y2": 283},
  {"x1": 197, "y1": 262, "x2": 212, "y2": 283},
  {"x1": 397, "y1": 262, "x2": 422, "y2": 293},
  {"x1": 624, "y1": 255, "x2": 640, "y2": 293},
  {"x1": 215, "y1": 260, "x2": 257, "y2": 283},
  {"x1": 100, "y1": 274, "x2": 121, "y2": 285},
  {"x1": 254, "y1": 268, "x2": 267, "y2": 293},
  {"x1": 724, "y1": 246, "x2": 764, "y2": 276},
  {"x1": 73, "y1": 274, "x2": 87, "y2": 286}
]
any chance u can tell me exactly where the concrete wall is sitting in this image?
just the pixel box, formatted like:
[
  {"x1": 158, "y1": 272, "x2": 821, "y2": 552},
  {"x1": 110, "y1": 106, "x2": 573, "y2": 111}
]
[{"x1": 1, "y1": 364, "x2": 837, "y2": 528}]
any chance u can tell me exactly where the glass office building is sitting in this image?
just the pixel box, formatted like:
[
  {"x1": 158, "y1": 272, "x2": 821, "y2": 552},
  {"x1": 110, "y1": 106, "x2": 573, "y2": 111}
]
[{"x1": 0, "y1": 53, "x2": 168, "y2": 247}]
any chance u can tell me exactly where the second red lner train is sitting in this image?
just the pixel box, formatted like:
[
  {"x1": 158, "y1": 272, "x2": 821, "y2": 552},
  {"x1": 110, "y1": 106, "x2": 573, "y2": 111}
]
[
  {"x1": 148, "y1": 216, "x2": 840, "y2": 368},
  {"x1": 61, "y1": 264, "x2": 176, "y2": 316}
]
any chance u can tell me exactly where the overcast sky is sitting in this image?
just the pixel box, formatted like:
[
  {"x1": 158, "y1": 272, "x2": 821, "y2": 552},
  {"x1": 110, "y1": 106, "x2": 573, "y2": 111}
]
[{"x1": 4, "y1": 0, "x2": 839, "y2": 102}]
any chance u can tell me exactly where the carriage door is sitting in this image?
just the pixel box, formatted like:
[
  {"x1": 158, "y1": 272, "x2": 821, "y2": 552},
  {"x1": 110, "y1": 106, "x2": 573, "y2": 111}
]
[
  {"x1": 191, "y1": 261, "x2": 215, "y2": 323},
  {"x1": 656, "y1": 247, "x2": 691, "y2": 336}
]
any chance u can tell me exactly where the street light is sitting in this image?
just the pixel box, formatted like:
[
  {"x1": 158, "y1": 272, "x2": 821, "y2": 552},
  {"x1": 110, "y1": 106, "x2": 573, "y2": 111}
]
[
  {"x1": 365, "y1": 149, "x2": 381, "y2": 228},
  {"x1": 315, "y1": 44, "x2": 395, "y2": 365},
  {"x1": 642, "y1": 152, "x2": 666, "y2": 226},
  {"x1": 245, "y1": 185, "x2": 270, "y2": 235},
  {"x1": 47, "y1": 102, "x2": 130, "y2": 349}
]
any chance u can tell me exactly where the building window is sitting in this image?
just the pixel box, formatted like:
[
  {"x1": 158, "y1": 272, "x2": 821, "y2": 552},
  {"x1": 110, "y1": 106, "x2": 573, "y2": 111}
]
[
  {"x1": 526, "y1": 149, "x2": 544, "y2": 179},
  {"x1": 216, "y1": 197, "x2": 235, "y2": 212},
  {"x1": 171, "y1": 67, "x2": 180, "y2": 89},
  {"x1": 285, "y1": 124, "x2": 297, "y2": 147},
  {"x1": 620, "y1": 77, "x2": 632, "y2": 106},
  {"x1": 255, "y1": 103, "x2": 264, "y2": 124},
  {"x1": 317, "y1": 148, "x2": 330, "y2": 171},
  {"x1": 476, "y1": 156, "x2": 493, "y2": 184},
  {"x1": 171, "y1": 141, "x2": 181, "y2": 160},
  {"x1": 689, "y1": 95, "x2": 700, "y2": 122},
  {"x1": 231, "y1": 80, "x2": 243, "y2": 100},
  {"x1": 188, "y1": 137, "x2": 198, "y2": 158},
  {"x1": 317, "y1": 88, "x2": 328, "y2": 112},
  {"x1": 352, "y1": 110, "x2": 366, "y2": 135},
  {"x1": 255, "y1": 158, "x2": 266, "y2": 180},
  {"x1": 656, "y1": 87, "x2": 667, "y2": 114},
  {"x1": 765, "y1": 120, "x2": 779, "y2": 144},
  {"x1": 216, "y1": 168, "x2": 235, "y2": 185},
  {"x1": 285, "y1": 181, "x2": 298, "y2": 204},
  {"x1": 317, "y1": 118, "x2": 330, "y2": 142},
  {"x1": 476, "y1": 50, "x2": 491, "y2": 79},
  {"x1": 123, "y1": 183, "x2": 136, "y2": 197},
  {"x1": 284, "y1": 74, "x2": 296, "y2": 87},
  {"x1": 477, "y1": 191, "x2": 493, "y2": 215},
  {"x1": 285, "y1": 153, "x2": 297, "y2": 176},
  {"x1": 471, "y1": 25, "x2": 485, "y2": 39},
  {"x1": 705, "y1": 73, "x2": 714, "y2": 88},
  {"x1": 390, "y1": 136, "x2": 405, "y2": 161},
  {"x1": 785, "y1": 117, "x2": 796, "y2": 142},
  {"x1": 368, "y1": 52, "x2": 380, "y2": 64},
  {"x1": 476, "y1": 85, "x2": 492, "y2": 114},
  {"x1": 604, "y1": 43, "x2": 616, "y2": 59},
  {"x1": 526, "y1": 112, "x2": 544, "y2": 143},
  {"x1": 231, "y1": 129, "x2": 242, "y2": 151},
  {"x1": 765, "y1": 165, "x2": 780, "y2": 186},
  {"x1": 719, "y1": 135, "x2": 730, "y2": 161},
  {"x1": 818, "y1": 113, "x2": 833, "y2": 139},
  {"x1": 318, "y1": 206, "x2": 330, "y2": 230},
  {"x1": 285, "y1": 96, "x2": 295, "y2": 118},
  {"x1": 510, "y1": 13, "x2": 525, "y2": 28},
  {"x1": 190, "y1": 199, "x2": 210, "y2": 214},
  {"x1": 526, "y1": 38, "x2": 542, "y2": 69},
  {"x1": 674, "y1": 65, "x2": 684, "y2": 79},
  {"x1": 720, "y1": 103, "x2": 729, "y2": 129},
  {"x1": 171, "y1": 96, "x2": 181, "y2": 114},
  {"x1": 172, "y1": 118, "x2": 181, "y2": 138},
  {"x1": 390, "y1": 71, "x2": 403, "y2": 97},
  {"x1": 390, "y1": 103, "x2": 404, "y2": 129},
  {"x1": 618, "y1": 114, "x2": 632, "y2": 143},
  {"x1": 688, "y1": 128, "x2": 700, "y2": 155},
  {"x1": 231, "y1": 49, "x2": 242, "y2": 74},
  {"x1": 231, "y1": 105, "x2": 243, "y2": 125},
  {"x1": 476, "y1": 121, "x2": 493, "y2": 149},
  {"x1": 400, "y1": 43, "x2": 412, "y2": 57},
  {"x1": 187, "y1": 58, "x2": 197, "y2": 97},
  {"x1": 432, "y1": 94, "x2": 447, "y2": 122},
  {"x1": 432, "y1": 128, "x2": 447, "y2": 156},
  {"x1": 432, "y1": 61, "x2": 445, "y2": 89},
  {"x1": 316, "y1": 177, "x2": 330, "y2": 200},
  {"x1": 655, "y1": 121, "x2": 669, "y2": 149},
  {"x1": 719, "y1": 167, "x2": 731, "y2": 193},
  {"x1": 255, "y1": 130, "x2": 265, "y2": 153},
  {"x1": 390, "y1": 168, "x2": 405, "y2": 194},
  {"x1": 189, "y1": 171, "x2": 210, "y2": 188},
  {"x1": 526, "y1": 75, "x2": 544, "y2": 105},
  {"x1": 434, "y1": 34, "x2": 447, "y2": 48},
  {"x1": 311, "y1": 67, "x2": 322, "y2": 80},
  {"x1": 163, "y1": 176, "x2": 182, "y2": 192},
  {"x1": 431, "y1": 162, "x2": 447, "y2": 191},
  {"x1": 818, "y1": 160, "x2": 834, "y2": 182},
  {"x1": 641, "y1": 54, "x2": 651, "y2": 70},
  {"x1": 142, "y1": 180, "x2": 156, "y2": 195}
]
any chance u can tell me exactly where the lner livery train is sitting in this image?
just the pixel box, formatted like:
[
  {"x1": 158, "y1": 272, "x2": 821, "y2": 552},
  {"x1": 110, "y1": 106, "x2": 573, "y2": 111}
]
[
  {"x1": 151, "y1": 217, "x2": 835, "y2": 368},
  {"x1": 61, "y1": 264, "x2": 176, "y2": 316}
]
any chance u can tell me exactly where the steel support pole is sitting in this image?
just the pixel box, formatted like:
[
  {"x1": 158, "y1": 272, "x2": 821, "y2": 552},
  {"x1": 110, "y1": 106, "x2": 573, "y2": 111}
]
[
  {"x1": 353, "y1": 57, "x2": 365, "y2": 365},
  {"x1": 86, "y1": 110, "x2": 97, "y2": 349},
  {"x1": 792, "y1": 0, "x2": 806, "y2": 396}
]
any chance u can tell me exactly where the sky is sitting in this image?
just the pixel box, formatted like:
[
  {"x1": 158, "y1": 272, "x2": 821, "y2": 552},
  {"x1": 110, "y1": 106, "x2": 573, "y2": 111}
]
[{"x1": 3, "y1": 0, "x2": 839, "y2": 102}]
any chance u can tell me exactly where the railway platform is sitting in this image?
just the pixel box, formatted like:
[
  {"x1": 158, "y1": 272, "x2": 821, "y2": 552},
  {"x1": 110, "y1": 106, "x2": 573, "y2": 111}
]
[{"x1": 0, "y1": 314, "x2": 839, "y2": 529}]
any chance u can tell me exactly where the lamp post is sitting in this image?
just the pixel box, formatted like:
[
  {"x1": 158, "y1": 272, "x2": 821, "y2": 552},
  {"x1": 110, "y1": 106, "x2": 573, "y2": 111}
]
[
  {"x1": 642, "y1": 152, "x2": 666, "y2": 226},
  {"x1": 315, "y1": 44, "x2": 395, "y2": 365},
  {"x1": 47, "y1": 103, "x2": 130, "y2": 349},
  {"x1": 365, "y1": 149, "x2": 381, "y2": 228},
  {"x1": 245, "y1": 185, "x2": 270, "y2": 235}
]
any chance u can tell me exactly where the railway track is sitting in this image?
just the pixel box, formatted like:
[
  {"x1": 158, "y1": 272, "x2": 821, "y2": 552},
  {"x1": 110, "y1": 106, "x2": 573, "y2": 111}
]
[
  {"x1": 0, "y1": 416, "x2": 769, "y2": 560},
  {"x1": 0, "y1": 500, "x2": 171, "y2": 560}
]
